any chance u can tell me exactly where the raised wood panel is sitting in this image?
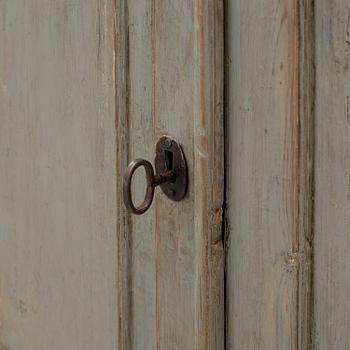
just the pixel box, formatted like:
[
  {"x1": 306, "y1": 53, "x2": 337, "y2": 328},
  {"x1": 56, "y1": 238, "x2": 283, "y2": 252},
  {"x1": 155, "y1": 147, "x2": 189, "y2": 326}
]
[
  {"x1": 0, "y1": 1, "x2": 117, "y2": 349},
  {"x1": 116, "y1": 0, "x2": 225, "y2": 349},
  {"x1": 226, "y1": 1, "x2": 302, "y2": 348},
  {"x1": 314, "y1": 0, "x2": 350, "y2": 348}
]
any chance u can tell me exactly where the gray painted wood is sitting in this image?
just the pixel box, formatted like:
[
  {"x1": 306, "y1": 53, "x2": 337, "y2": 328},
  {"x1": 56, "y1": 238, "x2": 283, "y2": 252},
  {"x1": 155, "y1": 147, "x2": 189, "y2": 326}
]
[
  {"x1": 0, "y1": 1, "x2": 224, "y2": 349},
  {"x1": 116, "y1": 0, "x2": 225, "y2": 349},
  {"x1": 0, "y1": 1, "x2": 117, "y2": 349},
  {"x1": 226, "y1": 1, "x2": 303, "y2": 348},
  {"x1": 313, "y1": 0, "x2": 350, "y2": 348}
]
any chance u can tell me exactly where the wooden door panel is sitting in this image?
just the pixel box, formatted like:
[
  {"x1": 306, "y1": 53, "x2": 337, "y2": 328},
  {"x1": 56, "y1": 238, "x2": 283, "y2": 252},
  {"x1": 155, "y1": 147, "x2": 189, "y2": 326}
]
[
  {"x1": 227, "y1": 1, "x2": 350, "y2": 349},
  {"x1": 0, "y1": 1, "x2": 117, "y2": 349},
  {"x1": 0, "y1": 1, "x2": 224, "y2": 349},
  {"x1": 226, "y1": 1, "x2": 313, "y2": 349}
]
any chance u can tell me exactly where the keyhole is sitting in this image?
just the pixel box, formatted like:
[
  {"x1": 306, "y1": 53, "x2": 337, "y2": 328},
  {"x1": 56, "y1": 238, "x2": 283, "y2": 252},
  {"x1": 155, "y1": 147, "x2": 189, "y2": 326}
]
[{"x1": 165, "y1": 150, "x2": 173, "y2": 171}]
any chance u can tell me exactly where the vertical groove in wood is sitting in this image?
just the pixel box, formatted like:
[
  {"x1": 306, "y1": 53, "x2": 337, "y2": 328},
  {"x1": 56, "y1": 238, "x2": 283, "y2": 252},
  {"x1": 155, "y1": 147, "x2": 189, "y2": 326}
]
[
  {"x1": 291, "y1": 0, "x2": 300, "y2": 254},
  {"x1": 297, "y1": 1, "x2": 315, "y2": 349},
  {"x1": 115, "y1": 0, "x2": 131, "y2": 348},
  {"x1": 291, "y1": 2, "x2": 300, "y2": 348}
]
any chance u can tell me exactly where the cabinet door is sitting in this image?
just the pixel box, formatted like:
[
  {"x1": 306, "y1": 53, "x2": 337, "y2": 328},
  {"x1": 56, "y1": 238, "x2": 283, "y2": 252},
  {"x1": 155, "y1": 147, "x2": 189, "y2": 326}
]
[
  {"x1": 0, "y1": 1, "x2": 225, "y2": 350},
  {"x1": 226, "y1": 1, "x2": 350, "y2": 349}
]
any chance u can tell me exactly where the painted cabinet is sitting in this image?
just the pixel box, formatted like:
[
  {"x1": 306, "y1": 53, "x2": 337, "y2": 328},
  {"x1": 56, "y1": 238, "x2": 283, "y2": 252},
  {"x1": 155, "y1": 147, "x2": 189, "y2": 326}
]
[{"x1": 0, "y1": 1, "x2": 349, "y2": 349}]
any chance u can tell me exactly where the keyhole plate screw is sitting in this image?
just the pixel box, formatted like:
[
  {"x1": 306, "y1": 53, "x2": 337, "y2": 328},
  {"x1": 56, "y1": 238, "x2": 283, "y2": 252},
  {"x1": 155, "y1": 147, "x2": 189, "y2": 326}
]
[{"x1": 163, "y1": 138, "x2": 172, "y2": 148}]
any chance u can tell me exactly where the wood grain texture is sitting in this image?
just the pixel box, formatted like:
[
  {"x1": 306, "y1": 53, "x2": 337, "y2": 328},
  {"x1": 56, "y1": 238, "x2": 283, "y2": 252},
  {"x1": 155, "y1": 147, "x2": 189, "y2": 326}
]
[
  {"x1": 297, "y1": 1, "x2": 315, "y2": 348},
  {"x1": 313, "y1": 0, "x2": 350, "y2": 348},
  {"x1": 0, "y1": 1, "x2": 117, "y2": 349},
  {"x1": 226, "y1": 1, "x2": 303, "y2": 348},
  {"x1": 116, "y1": 0, "x2": 225, "y2": 349}
]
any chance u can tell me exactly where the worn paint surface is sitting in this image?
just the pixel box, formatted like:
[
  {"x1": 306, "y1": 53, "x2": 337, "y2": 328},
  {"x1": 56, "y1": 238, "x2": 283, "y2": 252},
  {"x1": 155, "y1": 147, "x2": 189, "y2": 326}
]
[
  {"x1": 115, "y1": 0, "x2": 224, "y2": 349},
  {"x1": 226, "y1": 0, "x2": 306, "y2": 348},
  {"x1": 226, "y1": 0, "x2": 350, "y2": 349},
  {"x1": 0, "y1": 1, "x2": 117, "y2": 349},
  {"x1": 0, "y1": 0, "x2": 224, "y2": 349},
  {"x1": 314, "y1": 0, "x2": 350, "y2": 348}
]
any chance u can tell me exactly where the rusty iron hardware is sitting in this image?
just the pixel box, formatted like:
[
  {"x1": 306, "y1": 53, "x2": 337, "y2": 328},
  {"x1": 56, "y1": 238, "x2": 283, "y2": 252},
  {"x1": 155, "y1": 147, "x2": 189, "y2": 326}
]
[{"x1": 123, "y1": 136, "x2": 188, "y2": 215}]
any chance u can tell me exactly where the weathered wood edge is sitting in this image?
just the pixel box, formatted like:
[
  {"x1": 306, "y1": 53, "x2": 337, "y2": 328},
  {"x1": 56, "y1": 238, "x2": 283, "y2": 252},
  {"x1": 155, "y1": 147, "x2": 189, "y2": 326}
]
[
  {"x1": 194, "y1": 0, "x2": 225, "y2": 349},
  {"x1": 297, "y1": 1, "x2": 315, "y2": 349},
  {"x1": 115, "y1": 0, "x2": 131, "y2": 348}
]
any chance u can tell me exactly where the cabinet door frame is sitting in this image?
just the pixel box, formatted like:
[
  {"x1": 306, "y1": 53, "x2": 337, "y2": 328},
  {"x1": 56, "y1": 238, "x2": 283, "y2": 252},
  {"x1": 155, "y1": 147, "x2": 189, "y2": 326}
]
[{"x1": 115, "y1": 0, "x2": 225, "y2": 349}]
